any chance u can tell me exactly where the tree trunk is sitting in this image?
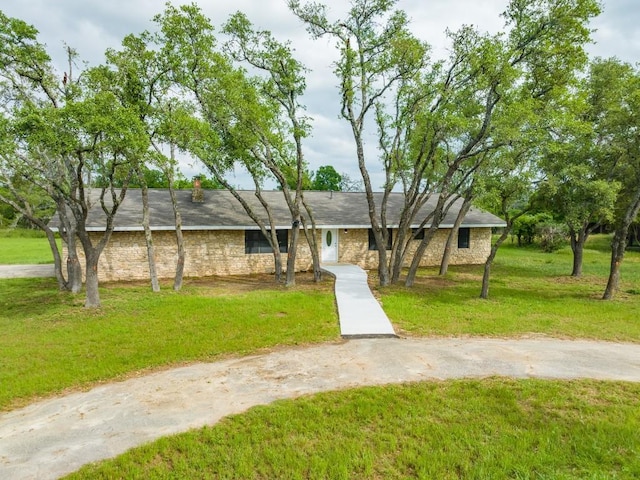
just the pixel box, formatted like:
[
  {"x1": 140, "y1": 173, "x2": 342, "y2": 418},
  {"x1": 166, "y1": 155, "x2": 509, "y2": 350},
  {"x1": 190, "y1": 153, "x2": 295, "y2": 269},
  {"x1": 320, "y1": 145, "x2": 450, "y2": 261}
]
[
  {"x1": 301, "y1": 219, "x2": 321, "y2": 281},
  {"x1": 165, "y1": 145, "x2": 185, "y2": 292},
  {"x1": 440, "y1": 196, "x2": 472, "y2": 276},
  {"x1": 603, "y1": 190, "x2": 640, "y2": 300},
  {"x1": 285, "y1": 217, "x2": 300, "y2": 287},
  {"x1": 603, "y1": 230, "x2": 625, "y2": 300},
  {"x1": 140, "y1": 179, "x2": 160, "y2": 292},
  {"x1": 53, "y1": 204, "x2": 83, "y2": 293},
  {"x1": 44, "y1": 228, "x2": 68, "y2": 291},
  {"x1": 76, "y1": 225, "x2": 116, "y2": 308},
  {"x1": 273, "y1": 249, "x2": 283, "y2": 282},
  {"x1": 169, "y1": 185, "x2": 185, "y2": 292},
  {"x1": 84, "y1": 251, "x2": 101, "y2": 308},
  {"x1": 389, "y1": 234, "x2": 404, "y2": 283},
  {"x1": 405, "y1": 226, "x2": 438, "y2": 287},
  {"x1": 480, "y1": 229, "x2": 510, "y2": 299},
  {"x1": 569, "y1": 227, "x2": 588, "y2": 278},
  {"x1": 405, "y1": 195, "x2": 449, "y2": 287},
  {"x1": 571, "y1": 240, "x2": 584, "y2": 277},
  {"x1": 390, "y1": 192, "x2": 438, "y2": 283},
  {"x1": 65, "y1": 227, "x2": 83, "y2": 294},
  {"x1": 390, "y1": 223, "x2": 412, "y2": 284},
  {"x1": 301, "y1": 197, "x2": 322, "y2": 282},
  {"x1": 480, "y1": 254, "x2": 493, "y2": 299},
  {"x1": 77, "y1": 177, "x2": 129, "y2": 308},
  {"x1": 285, "y1": 113, "x2": 306, "y2": 287},
  {"x1": 174, "y1": 249, "x2": 185, "y2": 291},
  {"x1": 255, "y1": 187, "x2": 282, "y2": 283},
  {"x1": 376, "y1": 232, "x2": 391, "y2": 287},
  {"x1": 353, "y1": 123, "x2": 390, "y2": 286}
]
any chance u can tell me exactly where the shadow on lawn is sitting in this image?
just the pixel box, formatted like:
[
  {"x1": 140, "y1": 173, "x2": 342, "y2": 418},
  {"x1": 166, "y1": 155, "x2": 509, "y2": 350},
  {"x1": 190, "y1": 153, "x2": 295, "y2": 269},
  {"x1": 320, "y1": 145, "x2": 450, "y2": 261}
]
[
  {"x1": 377, "y1": 265, "x2": 609, "y2": 304},
  {"x1": 0, "y1": 278, "x2": 81, "y2": 319}
]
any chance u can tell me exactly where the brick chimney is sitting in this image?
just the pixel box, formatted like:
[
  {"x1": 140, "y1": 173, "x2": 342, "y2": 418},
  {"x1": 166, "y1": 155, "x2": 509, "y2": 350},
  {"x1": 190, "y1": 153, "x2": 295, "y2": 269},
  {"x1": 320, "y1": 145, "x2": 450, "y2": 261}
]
[{"x1": 192, "y1": 177, "x2": 204, "y2": 203}]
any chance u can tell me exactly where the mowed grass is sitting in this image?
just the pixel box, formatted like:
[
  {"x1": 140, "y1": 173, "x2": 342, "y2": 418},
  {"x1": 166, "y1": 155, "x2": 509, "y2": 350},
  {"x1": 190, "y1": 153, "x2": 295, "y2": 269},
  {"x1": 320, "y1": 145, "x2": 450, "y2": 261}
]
[
  {"x1": 66, "y1": 379, "x2": 640, "y2": 479},
  {"x1": 0, "y1": 276, "x2": 338, "y2": 411},
  {"x1": 380, "y1": 235, "x2": 640, "y2": 341},
  {"x1": 0, "y1": 229, "x2": 59, "y2": 264}
]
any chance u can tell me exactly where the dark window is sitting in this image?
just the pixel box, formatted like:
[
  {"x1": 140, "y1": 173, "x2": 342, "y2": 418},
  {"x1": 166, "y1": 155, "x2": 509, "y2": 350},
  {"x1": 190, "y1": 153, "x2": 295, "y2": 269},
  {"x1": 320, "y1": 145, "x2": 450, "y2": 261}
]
[
  {"x1": 458, "y1": 227, "x2": 470, "y2": 249},
  {"x1": 245, "y1": 230, "x2": 288, "y2": 254},
  {"x1": 368, "y1": 229, "x2": 392, "y2": 251},
  {"x1": 412, "y1": 228, "x2": 424, "y2": 240}
]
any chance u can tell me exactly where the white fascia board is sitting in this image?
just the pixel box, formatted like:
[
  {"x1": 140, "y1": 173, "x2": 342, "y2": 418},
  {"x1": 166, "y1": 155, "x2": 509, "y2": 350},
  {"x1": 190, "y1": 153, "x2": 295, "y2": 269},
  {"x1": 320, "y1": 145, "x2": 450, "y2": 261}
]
[
  {"x1": 409, "y1": 223, "x2": 507, "y2": 229},
  {"x1": 462, "y1": 223, "x2": 507, "y2": 228},
  {"x1": 82, "y1": 222, "x2": 507, "y2": 233},
  {"x1": 315, "y1": 224, "x2": 376, "y2": 229}
]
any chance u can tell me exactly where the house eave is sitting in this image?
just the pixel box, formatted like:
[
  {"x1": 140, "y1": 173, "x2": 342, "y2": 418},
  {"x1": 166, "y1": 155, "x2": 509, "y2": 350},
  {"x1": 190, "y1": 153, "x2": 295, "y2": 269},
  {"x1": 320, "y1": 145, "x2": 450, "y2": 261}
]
[{"x1": 59, "y1": 223, "x2": 506, "y2": 233}]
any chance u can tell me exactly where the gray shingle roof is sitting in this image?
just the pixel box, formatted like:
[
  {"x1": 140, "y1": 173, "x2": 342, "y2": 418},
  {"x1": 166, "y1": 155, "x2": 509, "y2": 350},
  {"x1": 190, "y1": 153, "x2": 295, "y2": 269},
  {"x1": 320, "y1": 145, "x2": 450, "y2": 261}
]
[{"x1": 65, "y1": 189, "x2": 506, "y2": 231}]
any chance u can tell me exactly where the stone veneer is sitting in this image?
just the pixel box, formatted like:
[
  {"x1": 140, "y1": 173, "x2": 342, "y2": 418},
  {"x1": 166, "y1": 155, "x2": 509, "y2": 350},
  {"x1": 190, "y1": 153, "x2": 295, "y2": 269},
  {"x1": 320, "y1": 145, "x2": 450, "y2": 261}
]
[
  {"x1": 68, "y1": 227, "x2": 491, "y2": 282},
  {"x1": 336, "y1": 227, "x2": 492, "y2": 269}
]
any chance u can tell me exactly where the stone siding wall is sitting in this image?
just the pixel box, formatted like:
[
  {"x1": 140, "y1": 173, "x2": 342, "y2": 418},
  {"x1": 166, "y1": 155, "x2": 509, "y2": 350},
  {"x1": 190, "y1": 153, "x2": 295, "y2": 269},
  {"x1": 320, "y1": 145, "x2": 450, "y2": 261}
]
[
  {"x1": 336, "y1": 227, "x2": 491, "y2": 269},
  {"x1": 71, "y1": 230, "x2": 314, "y2": 282},
  {"x1": 67, "y1": 227, "x2": 491, "y2": 282}
]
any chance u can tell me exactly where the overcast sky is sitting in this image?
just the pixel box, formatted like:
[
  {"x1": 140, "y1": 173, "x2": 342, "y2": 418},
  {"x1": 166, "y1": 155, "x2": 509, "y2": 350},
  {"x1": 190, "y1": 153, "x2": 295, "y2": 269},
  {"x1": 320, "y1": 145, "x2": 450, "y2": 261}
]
[{"x1": 1, "y1": 0, "x2": 638, "y2": 189}]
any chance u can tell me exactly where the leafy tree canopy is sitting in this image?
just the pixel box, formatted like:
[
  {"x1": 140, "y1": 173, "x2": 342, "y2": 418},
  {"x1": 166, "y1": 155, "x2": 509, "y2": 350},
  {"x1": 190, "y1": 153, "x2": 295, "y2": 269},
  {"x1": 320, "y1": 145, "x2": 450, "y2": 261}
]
[{"x1": 311, "y1": 165, "x2": 342, "y2": 191}]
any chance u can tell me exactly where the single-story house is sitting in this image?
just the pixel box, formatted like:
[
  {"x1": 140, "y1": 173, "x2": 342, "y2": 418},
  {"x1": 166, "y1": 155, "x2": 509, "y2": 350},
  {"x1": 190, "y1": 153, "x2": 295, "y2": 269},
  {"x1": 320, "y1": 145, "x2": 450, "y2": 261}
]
[{"x1": 56, "y1": 187, "x2": 505, "y2": 282}]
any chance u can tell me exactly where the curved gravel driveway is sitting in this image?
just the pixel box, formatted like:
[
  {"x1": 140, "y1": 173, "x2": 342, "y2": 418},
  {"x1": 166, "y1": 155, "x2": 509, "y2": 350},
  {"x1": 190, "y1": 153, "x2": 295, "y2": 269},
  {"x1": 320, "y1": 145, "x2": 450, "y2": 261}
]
[
  {"x1": 0, "y1": 264, "x2": 54, "y2": 279},
  {"x1": 1, "y1": 336, "x2": 640, "y2": 479}
]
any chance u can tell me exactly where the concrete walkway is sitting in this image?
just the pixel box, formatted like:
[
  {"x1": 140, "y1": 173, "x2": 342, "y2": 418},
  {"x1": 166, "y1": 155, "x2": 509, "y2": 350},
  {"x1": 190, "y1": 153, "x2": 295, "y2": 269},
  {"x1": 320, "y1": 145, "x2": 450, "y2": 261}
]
[
  {"x1": 2, "y1": 337, "x2": 640, "y2": 480},
  {"x1": 321, "y1": 264, "x2": 396, "y2": 337}
]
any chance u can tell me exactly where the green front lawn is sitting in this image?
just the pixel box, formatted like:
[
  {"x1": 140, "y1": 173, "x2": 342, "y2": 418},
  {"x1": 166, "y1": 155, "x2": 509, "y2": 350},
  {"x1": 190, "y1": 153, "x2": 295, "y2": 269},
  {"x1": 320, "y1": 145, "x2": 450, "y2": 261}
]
[
  {"x1": 380, "y1": 236, "x2": 640, "y2": 341},
  {"x1": 67, "y1": 379, "x2": 640, "y2": 479},
  {"x1": 0, "y1": 276, "x2": 338, "y2": 411}
]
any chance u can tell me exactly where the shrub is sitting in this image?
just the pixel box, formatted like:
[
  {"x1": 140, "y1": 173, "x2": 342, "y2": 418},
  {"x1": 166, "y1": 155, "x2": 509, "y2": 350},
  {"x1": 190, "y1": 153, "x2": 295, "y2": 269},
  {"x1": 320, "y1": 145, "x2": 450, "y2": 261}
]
[
  {"x1": 537, "y1": 222, "x2": 568, "y2": 253},
  {"x1": 512, "y1": 213, "x2": 553, "y2": 246}
]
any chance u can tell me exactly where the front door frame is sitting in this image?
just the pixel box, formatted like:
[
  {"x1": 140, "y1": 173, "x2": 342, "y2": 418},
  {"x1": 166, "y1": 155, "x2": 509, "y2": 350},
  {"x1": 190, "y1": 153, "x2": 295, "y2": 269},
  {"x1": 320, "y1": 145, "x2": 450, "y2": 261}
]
[{"x1": 321, "y1": 228, "x2": 338, "y2": 263}]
